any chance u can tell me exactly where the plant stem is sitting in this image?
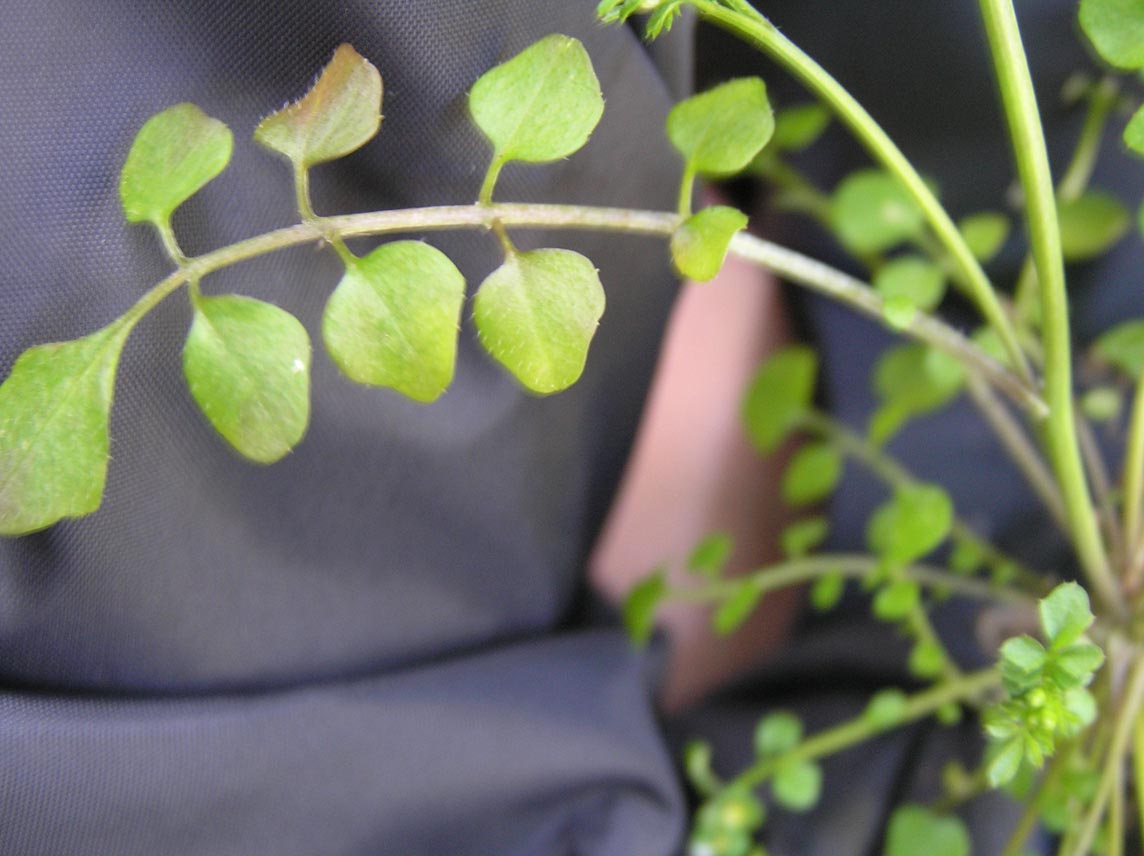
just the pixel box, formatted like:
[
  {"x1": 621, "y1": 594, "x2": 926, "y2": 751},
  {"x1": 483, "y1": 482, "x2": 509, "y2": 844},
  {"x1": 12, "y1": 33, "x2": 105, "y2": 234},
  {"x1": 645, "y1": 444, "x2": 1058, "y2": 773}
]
[
  {"x1": 733, "y1": 668, "x2": 1000, "y2": 790},
  {"x1": 1132, "y1": 714, "x2": 1144, "y2": 850},
  {"x1": 109, "y1": 202, "x2": 1043, "y2": 416},
  {"x1": 1066, "y1": 656, "x2": 1144, "y2": 856},
  {"x1": 976, "y1": 0, "x2": 1119, "y2": 617},
  {"x1": 667, "y1": 553, "x2": 1035, "y2": 607},
  {"x1": 1001, "y1": 747, "x2": 1070, "y2": 856},
  {"x1": 688, "y1": 0, "x2": 1032, "y2": 383},
  {"x1": 800, "y1": 409, "x2": 1050, "y2": 594},
  {"x1": 1123, "y1": 375, "x2": 1144, "y2": 587},
  {"x1": 965, "y1": 376, "x2": 1069, "y2": 532},
  {"x1": 728, "y1": 234, "x2": 1045, "y2": 417}
]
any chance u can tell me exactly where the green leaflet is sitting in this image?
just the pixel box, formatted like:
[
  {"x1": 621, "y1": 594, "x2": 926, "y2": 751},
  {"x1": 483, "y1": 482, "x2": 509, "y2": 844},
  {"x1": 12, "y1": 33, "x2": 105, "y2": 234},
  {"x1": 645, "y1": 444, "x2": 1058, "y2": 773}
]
[
  {"x1": 754, "y1": 711, "x2": 803, "y2": 756},
  {"x1": 1057, "y1": 190, "x2": 1129, "y2": 261},
  {"x1": 473, "y1": 248, "x2": 605, "y2": 394},
  {"x1": 323, "y1": 241, "x2": 466, "y2": 403},
  {"x1": 670, "y1": 206, "x2": 748, "y2": 282},
  {"x1": 667, "y1": 78, "x2": 775, "y2": 177},
  {"x1": 772, "y1": 760, "x2": 823, "y2": 812},
  {"x1": 0, "y1": 319, "x2": 134, "y2": 535},
  {"x1": 623, "y1": 569, "x2": 667, "y2": 647},
  {"x1": 883, "y1": 806, "x2": 970, "y2": 856},
  {"x1": 741, "y1": 346, "x2": 818, "y2": 453},
  {"x1": 469, "y1": 34, "x2": 603, "y2": 165},
  {"x1": 1092, "y1": 318, "x2": 1144, "y2": 377},
  {"x1": 830, "y1": 169, "x2": 924, "y2": 254},
  {"x1": 782, "y1": 442, "x2": 843, "y2": 506},
  {"x1": 254, "y1": 44, "x2": 383, "y2": 168},
  {"x1": 119, "y1": 103, "x2": 233, "y2": 226},
  {"x1": 771, "y1": 103, "x2": 831, "y2": 152},
  {"x1": 1125, "y1": 104, "x2": 1144, "y2": 155},
  {"x1": 873, "y1": 256, "x2": 946, "y2": 314},
  {"x1": 184, "y1": 294, "x2": 311, "y2": 463},
  {"x1": 957, "y1": 212, "x2": 1010, "y2": 262},
  {"x1": 1079, "y1": 0, "x2": 1144, "y2": 69},
  {"x1": 713, "y1": 582, "x2": 764, "y2": 635},
  {"x1": 867, "y1": 484, "x2": 954, "y2": 567},
  {"x1": 687, "y1": 531, "x2": 734, "y2": 579}
]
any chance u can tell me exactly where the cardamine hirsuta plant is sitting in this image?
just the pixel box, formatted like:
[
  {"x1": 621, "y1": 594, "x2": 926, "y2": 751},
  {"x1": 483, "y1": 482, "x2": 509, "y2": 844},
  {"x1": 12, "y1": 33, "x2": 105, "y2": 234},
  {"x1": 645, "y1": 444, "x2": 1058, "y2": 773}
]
[{"x1": 4, "y1": 0, "x2": 1144, "y2": 852}]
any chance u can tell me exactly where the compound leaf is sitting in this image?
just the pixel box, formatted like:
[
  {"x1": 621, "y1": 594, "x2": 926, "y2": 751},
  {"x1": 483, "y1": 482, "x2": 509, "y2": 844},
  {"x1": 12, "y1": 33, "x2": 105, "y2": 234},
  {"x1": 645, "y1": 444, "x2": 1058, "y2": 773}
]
[
  {"x1": 474, "y1": 248, "x2": 605, "y2": 394},
  {"x1": 1080, "y1": 0, "x2": 1144, "y2": 69},
  {"x1": 323, "y1": 241, "x2": 465, "y2": 403},
  {"x1": 671, "y1": 206, "x2": 748, "y2": 281},
  {"x1": 742, "y1": 346, "x2": 817, "y2": 453},
  {"x1": 254, "y1": 44, "x2": 382, "y2": 168},
  {"x1": 120, "y1": 103, "x2": 232, "y2": 226},
  {"x1": 184, "y1": 294, "x2": 311, "y2": 463},
  {"x1": 667, "y1": 78, "x2": 775, "y2": 177},
  {"x1": 469, "y1": 34, "x2": 603, "y2": 164},
  {"x1": 0, "y1": 320, "x2": 134, "y2": 535}
]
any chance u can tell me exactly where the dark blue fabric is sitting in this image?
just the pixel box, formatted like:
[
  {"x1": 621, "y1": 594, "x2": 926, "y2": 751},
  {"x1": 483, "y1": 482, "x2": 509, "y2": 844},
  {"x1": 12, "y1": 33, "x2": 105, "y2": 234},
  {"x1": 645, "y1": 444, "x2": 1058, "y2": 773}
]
[{"x1": 0, "y1": 2, "x2": 692, "y2": 853}]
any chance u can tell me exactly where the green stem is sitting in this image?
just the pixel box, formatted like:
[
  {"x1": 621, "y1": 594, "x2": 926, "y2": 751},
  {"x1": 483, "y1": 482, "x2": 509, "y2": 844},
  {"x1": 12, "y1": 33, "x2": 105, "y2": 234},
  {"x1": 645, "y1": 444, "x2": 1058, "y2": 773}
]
[
  {"x1": 1057, "y1": 77, "x2": 1119, "y2": 204},
  {"x1": 105, "y1": 202, "x2": 1042, "y2": 416},
  {"x1": 728, "y1": 234, "x2": 1045, "y2": 417},
  {"x1": 1000, "y1": 747, "x2": 1071, "y2": 856},
  {"x1": 156, "y1": 220, "x2": 186, "y2": 266},
  {"x1": 688, "y1": 0, "x2": 1032, "y2": 383},
  {"x1": 1132, "y1": 713, "x2": 1144, "y2": 851},
  {"x1": 677, "y1": 162, "x2": 697, "y2": 217},
  {"x1": 479, "y1": 157, "x2": 505, "y2": 206},
  {"x1": 1066, "y1": 656, "x2": 1144, "y2": 856},
  {"x1": 976, "y1": 0, "x2": 1119, "y2": 617},
  {"x1": 1015, "y1": 76, "x2": 1115, "y2": 327},
  {"x1": 1123, "y1": 374, "x2": 1144, "y2": 587},
  {"x1": 667, "y1": 553, "x2": 1035, "y2": 607},
  {"x1": 965, "y1": 376, "x2": 1069, "y2": 532},
  {"x1": 733, "y1": 668, "x2": 1000, "y2": 790},
  {"x1": 800, "y1": 409, "x2": 1050, "y2": 593}
]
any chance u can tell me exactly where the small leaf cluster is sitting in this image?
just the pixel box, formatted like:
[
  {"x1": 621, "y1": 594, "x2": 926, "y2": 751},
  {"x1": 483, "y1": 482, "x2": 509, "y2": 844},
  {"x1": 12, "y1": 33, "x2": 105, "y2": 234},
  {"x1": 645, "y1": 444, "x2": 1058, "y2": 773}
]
[
  {"x1": 984, "y1": 583, "x2": 1104, "y2": 787},
  {"x1": 686, "y1": 711, "x2": 822, "y2": 856}
]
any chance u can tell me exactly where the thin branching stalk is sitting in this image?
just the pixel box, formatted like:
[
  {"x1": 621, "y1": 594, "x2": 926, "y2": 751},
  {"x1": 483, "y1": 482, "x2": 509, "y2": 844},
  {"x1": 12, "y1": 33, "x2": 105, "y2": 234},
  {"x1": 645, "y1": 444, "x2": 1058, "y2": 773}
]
[{"x1": 976, "y1": 0, "x2": 1119, "y2": 616}]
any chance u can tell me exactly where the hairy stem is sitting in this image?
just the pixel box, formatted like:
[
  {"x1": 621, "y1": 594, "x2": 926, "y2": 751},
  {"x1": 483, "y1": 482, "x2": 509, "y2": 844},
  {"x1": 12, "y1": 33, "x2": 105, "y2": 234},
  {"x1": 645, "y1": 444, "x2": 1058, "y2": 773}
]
[
  {"x1": 800, "y1": 409, "x2": 1049, "y2": 594},
  {"x1": 667, "y1": 553, "x2": 1035, "y2": 607},
  {"x1": 688, "y1": 0, "x2": 1032, "y2": 382},
  {"x1": 965, "y1": 376, "x2": 1069, "y2": 532},
  {"x1": 976, "y1": 0, "x2": 1119, "y2": 616},
  {"x1": 733, "y1": 668, "x2": 1000, "y2": 790},
  {"x1": 110, "y1": 203, "x2": 1043, "y2": 418}
]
